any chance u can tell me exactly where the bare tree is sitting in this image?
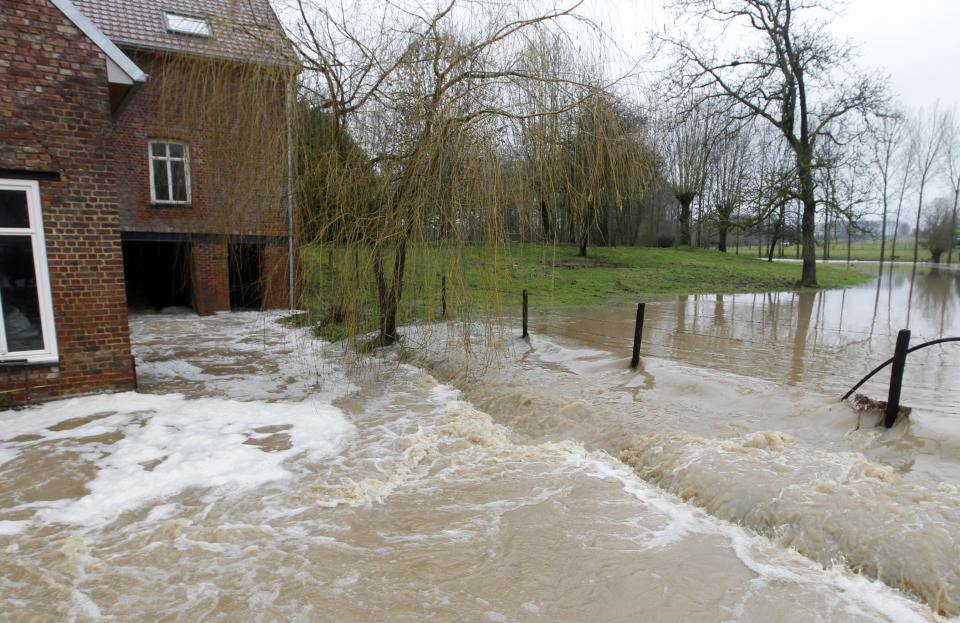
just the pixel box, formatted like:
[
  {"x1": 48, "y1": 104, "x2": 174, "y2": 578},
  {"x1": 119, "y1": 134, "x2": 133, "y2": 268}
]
[
  {"x1": 908, "y1": 103, "x2": 946, "y2": 265},
  {"x1": 943, "y1": 107, "x2": 960, "y2": 264},
  {"x1": 888, "y1": 132, "x2": 915, "y2": 261},
  {"x1": 868, "y1": 111, "x2": 906, "y2": 265},
  {"x1": 706, "y1": 121, "x2": 749, "y2": 251},
  {"x1": 661, "y1": 0, "x2": 886, "y2": 285},
  {"x1": 747, "y1": 123, "x2": 796, "y2": 261}
]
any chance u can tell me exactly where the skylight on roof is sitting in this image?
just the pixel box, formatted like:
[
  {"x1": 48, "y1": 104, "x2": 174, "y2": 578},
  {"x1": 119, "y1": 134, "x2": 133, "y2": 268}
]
[{"x1": 165, "y1": 12, "x2": 212, "y2": 37}]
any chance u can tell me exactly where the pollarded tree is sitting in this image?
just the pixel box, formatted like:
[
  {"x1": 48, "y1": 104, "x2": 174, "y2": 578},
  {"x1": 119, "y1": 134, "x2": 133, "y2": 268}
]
[
  {"x1": 924, "y1": 197, "x2": 956, "y2": 264},
  {"x1": 942, "y1": 108, "x2": 960, "y2": 264},
  {"x1": 706, "y1": 122, "x2": 750, "y2": 251},
  {"x1": 660, "y1": 102, "x2": 715, "y2": 246},
  {"x1": 662, "y1": 0, "x2": 886, "y2": 285}
]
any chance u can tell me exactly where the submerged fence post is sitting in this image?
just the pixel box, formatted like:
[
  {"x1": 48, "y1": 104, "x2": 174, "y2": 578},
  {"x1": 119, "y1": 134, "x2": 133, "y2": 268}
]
[
  {"x1": 441, "y1": 275, "x2": 447, "y2": 319},
  {"x1": 522, "y1": 289, "x2": 529, "y2": 338},
  {"x1": 884, "y1": 329, "x2": 911, "y2": 428},
  {"x1": 631, "y1": 302, "x2": 645, "y2": 368}
]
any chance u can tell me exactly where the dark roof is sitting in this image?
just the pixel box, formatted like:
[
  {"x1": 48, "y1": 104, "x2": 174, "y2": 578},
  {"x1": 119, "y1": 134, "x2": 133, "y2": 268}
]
[{"x1": 71, "y1": 0, "x2": 291, "y2": 65}]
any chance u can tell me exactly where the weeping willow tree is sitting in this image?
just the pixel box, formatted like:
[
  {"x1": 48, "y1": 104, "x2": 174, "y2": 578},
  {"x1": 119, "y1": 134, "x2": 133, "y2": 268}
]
[
  {"x1": 285, "y1": 0, "x2": 636, "y2": 346},
  {"x1": 659, "y1": 100, "x2": 716, "y2": 247},
  {"x1": 559, "y1": 90, "x2": 655, "y2": 256}
]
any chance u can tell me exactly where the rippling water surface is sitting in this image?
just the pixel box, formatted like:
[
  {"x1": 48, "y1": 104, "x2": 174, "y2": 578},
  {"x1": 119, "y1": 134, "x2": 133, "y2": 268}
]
[{"x1": 0, "y1": 263, "x2": 957, "y2": 621}]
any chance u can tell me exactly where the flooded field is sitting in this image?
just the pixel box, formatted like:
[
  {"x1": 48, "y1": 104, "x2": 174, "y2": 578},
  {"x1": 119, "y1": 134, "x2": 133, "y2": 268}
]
[{"x1": 0, "y1": 263, "x2": 958, "y2": 621}]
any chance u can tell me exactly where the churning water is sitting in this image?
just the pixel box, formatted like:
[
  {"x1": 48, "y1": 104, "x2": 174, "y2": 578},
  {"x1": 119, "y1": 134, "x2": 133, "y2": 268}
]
[{"x1": 0, "y1": 263, "x2": 958, "y2": 621}]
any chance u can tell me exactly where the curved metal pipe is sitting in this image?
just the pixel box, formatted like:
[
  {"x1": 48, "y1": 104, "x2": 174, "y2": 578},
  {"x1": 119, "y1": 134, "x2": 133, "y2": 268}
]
[{"x1": 842, "y1": 336, "x2": 960, "y2": 401}]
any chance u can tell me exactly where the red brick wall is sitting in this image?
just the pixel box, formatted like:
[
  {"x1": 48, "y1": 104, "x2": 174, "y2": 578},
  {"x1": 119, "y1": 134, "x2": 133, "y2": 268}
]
[
  {"x1": 0, "y1": 0, "x2": 136, "y2": 404},
  {"x1": 110, "y1": 53, "x2": 291, "y2": 236},
  {"x1": 192, "y1": 240, "x2": 230, "y2": 315},
  {"x1": 109, "y1": 52, "x2": 296, "y2": 312}
]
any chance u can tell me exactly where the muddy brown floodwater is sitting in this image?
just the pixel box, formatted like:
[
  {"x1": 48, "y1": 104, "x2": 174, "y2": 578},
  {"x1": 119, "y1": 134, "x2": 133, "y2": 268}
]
[{"x1": 0, "y1": 263, "x2": 957, "y2": 621}]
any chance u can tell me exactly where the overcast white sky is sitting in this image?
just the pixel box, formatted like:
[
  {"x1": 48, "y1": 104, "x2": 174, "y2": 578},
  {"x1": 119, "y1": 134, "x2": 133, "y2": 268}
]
[{"x1": 579, "y1": 0, "x2": 960, "y2": 112}]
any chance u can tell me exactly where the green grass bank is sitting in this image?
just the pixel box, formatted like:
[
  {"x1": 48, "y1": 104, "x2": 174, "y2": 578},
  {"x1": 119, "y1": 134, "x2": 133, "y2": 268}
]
[
  {"x1": 296, "y1": 243, "x2": 875, "y2": 339},
  {"x1": 811, "y1": 240, "x2": 940, "y2": 263}
]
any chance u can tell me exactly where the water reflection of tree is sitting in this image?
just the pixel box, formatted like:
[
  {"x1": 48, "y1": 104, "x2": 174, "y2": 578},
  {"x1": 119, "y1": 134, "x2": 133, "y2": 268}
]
[
  {"x1": 790, "y1": 292, "x2": 815, "y2": 386},
  {"x1": 911, "y1": 269, "x2": 959, "y2": 335},
  {"x1": 713, "y1": 294, "x2": 726, "y2": 328}
]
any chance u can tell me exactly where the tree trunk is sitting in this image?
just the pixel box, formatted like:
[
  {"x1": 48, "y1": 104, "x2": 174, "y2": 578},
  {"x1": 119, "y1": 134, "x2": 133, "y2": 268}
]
[
  {"x1": 795, "y1": 203, "x2": 801, "y2": 259},
  {"x1": 879, "y1": 184, "x2": 889, "y2": 266},
  {"x1": 372, "y1": 235, "x2": 408, "y2": 345},
  {"x1": 578, "y1": 233, "x2": 588, "y2": 257},
  {"x1": 913, "y1": 194, "x2": 924, "y2": 264},
  {"x1": 718, "y1": 224, "x2": 728, "y2": 252},
  {"x1": 798, "y1": 153, "x2": 818, "y2": 287},
  {"x1": 539, "y1": 198, "x2": 551, "y2": 240},
  {"x1": 822, "y1": 202, "x2": 830, "y2": 261},
  {"x1": 766, "y1": 204, "x2": 783, "y2": 262},
  {"x1": 678, "y1": 196, "x2": 693, "y2": 246},
  {"x1": 949, "y1": 185, "x2": 959, "y2": 264}
]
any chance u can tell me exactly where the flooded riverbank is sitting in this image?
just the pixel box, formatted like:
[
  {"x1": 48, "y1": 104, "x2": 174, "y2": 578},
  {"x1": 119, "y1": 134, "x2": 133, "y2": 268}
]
[{"x1": 0, "y1": 263, "x2": 957, "y2": 620}]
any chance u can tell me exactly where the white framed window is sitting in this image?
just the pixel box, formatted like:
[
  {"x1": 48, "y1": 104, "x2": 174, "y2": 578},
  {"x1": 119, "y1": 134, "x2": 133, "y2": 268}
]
[
  {"x1": 164, "y1": 12, "x2": 212, "y2": 37},
  {"x1": 0, "y1": 179, "x2": 58, "y2": 363},
  {"x1": 149, "y1": 140, "x2": 191, "y2": 204}
]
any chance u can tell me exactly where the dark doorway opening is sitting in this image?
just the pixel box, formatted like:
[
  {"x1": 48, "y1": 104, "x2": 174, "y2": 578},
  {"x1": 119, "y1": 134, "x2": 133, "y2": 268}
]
[
  {"x1": 121, "y1": 241, "x2": 194, "y2": 311},
  {"x1": 229, "y1": 243, "x2": 263, "y2": 310}
]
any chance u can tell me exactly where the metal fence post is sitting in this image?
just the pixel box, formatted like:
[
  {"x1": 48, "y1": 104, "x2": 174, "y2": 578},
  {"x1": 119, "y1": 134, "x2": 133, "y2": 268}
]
[
  {"x1": 884, "y1": 329, "x2": 911, "y2": 428},
  {"x1": 631, "y1": 302, "x2": 645, "y2": 368},
  {"x1": 522, "y1": 289, "x2": 529, "y2": 338}
]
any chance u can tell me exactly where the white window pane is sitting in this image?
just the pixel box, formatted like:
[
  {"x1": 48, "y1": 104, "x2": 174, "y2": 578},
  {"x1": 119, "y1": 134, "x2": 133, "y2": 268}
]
[{"x1": 166, "y1": 13, "x2": 212, "y2": 36}]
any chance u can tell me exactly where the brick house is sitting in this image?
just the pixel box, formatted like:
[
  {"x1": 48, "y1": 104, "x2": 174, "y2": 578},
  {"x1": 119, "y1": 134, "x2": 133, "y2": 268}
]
[
  {"x1": 1, "y1": 0, "x2": 295, "y2": 404},
  {"x1": 72, "y1": 0, "x2": 297, "y2": 316}
]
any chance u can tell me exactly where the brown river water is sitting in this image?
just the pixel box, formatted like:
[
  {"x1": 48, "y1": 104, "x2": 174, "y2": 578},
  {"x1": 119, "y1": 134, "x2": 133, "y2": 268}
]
[{"x1": 1, "y1": 263, "x2": 958, "y2": 621}]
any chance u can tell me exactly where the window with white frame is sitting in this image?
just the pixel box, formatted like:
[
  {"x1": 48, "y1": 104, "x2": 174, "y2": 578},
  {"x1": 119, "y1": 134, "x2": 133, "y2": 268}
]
[
  {"x1": 149, "y1": 140, "x2": 191, "y2": 204},
  {"x1": 164, "y1": 12, "x2": 212, "y2": 37},
  {"x1": 0, "y1": 179, "x2": 58, "y2": 363}
]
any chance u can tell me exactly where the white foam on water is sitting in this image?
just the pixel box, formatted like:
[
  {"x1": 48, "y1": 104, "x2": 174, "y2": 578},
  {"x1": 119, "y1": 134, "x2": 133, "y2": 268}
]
[
  {"x1": 0, "y1": 520, "x2": 28, "y2": 536},
  {"x1": 1, "y1": 392, "x2": 354, "y2": 527},
  {"x1": 129, "y1": 310, "x2": 360, "y2": 403}
]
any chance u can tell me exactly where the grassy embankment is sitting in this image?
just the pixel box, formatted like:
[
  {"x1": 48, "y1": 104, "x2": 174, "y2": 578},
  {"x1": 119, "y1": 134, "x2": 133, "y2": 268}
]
[
  {"x1": 296, "y1": 243, "x2": 874, "y2": 341},
  {"x1": 810, "y1": 240, "x2": 945, "y2": 263}
]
